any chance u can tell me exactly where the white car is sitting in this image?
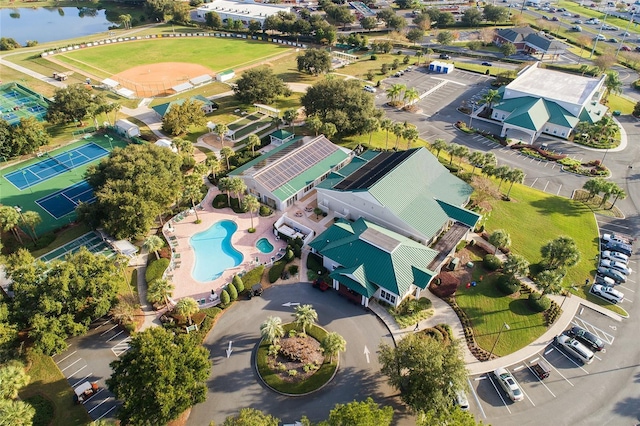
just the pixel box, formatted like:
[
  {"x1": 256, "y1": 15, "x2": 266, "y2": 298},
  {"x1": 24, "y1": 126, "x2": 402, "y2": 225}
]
[
  {"x1": 597, "y1": 266, "x2": 627, "y2": 283},
  {"x1": 554, "y1": 334, "x2": 594, "y2": 364},
  {"x1": 599, "y1": 259, "x2": 631, "y2": 275},
  {"x1": 363, "y1": 85, "x2": 377, "y2": 93},
  {"x1": 595, "y1": 34, "x2": 606, "y2": 41},
  {"x1": 592, "y1": 284, "x2": 624, "y2": 304},
  {"x1": 493, "y1": 368, "x2": 524, "y2": 401},
  {"x1": 601, "y1": 250, "x2": 629, "y2": 264}
]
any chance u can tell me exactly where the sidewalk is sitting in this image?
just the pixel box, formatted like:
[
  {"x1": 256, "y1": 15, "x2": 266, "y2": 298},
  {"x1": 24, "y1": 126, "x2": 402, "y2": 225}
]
[{"x1": 132, "y1": 248, "x2": 162, "y2": 331}]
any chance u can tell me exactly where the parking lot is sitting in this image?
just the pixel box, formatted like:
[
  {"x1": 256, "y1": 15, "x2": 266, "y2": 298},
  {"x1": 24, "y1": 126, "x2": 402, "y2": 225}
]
[
  {"x1": 467, "y1": 306, "x2": 620, "y2": 421},
  {"x1": 52, "y1": 318, "x2": 130, "y2": 422}
]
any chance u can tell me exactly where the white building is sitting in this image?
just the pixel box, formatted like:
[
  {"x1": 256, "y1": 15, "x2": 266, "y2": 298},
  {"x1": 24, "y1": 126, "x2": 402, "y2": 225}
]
[
  {"x1": 196, "y1": 0, "x2": 291, "y2": 27},
  {"x1": 490, "y1": 63, "x2": 607, "y2": 143}
]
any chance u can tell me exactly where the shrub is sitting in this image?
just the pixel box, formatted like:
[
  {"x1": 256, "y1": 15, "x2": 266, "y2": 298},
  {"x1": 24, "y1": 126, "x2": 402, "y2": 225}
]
[
  {"x1": 232, "y1": 275, "x2": 244, "y2": 293},
  {"x1": 370, "y1": 54, "x2": 377, "y2": 60},
  {"x1": 483, "y1": 254, "x2": 502, "y2": 271},
  {"x1": 220, "y1": 289, "x2": 230, "y2": 306},
  {"x1": 227, "y1": 283, "x2": 238, "y2": 300},
  {"x1": 145, "y1": 258, "x2": 170, "y2": 283},
  {"x1": 248, "y1": 227, "x2": 256, "y2": 233},
  {"x1": 496, "y1": 274, "x2": 520, "y2": 295},
  {"x1": 288, "y1": 265, "x2": 299, "y2": 275},
  {"x1": 528, "y1": 293, "x2": 551, "y2": 312},
  {"x1": 243, "y1": 265, "x2": 265, "y2": 287},
  {"x1": 285, "y1": 249, "x2": 294, "y2": 262},
  {"x1": 212, "y1": 193, "x2": 228, "y2": 209},
  {"x1": 418, "y1": 297, "x2": 432, "y2": 310},
  {"x1": 259, "y1": 205, "x2": 273, "y2": 216},
  {"x1": 268, "y1": 260, "x2": 287, "y2": 283}
]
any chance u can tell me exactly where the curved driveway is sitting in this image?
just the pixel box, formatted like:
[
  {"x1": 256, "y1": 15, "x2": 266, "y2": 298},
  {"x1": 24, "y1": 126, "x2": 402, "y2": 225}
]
[{"x1": 187, "y1": 283, "x2": 410, "y2": 426}]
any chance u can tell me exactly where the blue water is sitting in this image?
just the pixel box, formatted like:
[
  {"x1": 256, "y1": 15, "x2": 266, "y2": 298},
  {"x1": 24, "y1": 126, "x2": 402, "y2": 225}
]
[
  {"x1": 256, "y1": 237, "x2": 274, "y2": 254},
  {"x1": 190, "y1": 220, "x2": 243, "y2": 282}
]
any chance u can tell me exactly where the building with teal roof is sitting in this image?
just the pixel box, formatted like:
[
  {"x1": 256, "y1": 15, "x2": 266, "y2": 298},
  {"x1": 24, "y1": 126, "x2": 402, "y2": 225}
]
[
  {"x1": 308, "y1": 217, "x2": 438, "y2": 308},
  {"x1": 489, "y1": 62, "x2": 607, "y2": 143},
  {"x1": 229, "y1": 135, "x2": 351, "y2": 211},
  {"x1": 315, "y1": 147, "x2": 480, "y2": 246},
  {"x1": 151, "y1": 95, "x2": 218, "y2": 118}
]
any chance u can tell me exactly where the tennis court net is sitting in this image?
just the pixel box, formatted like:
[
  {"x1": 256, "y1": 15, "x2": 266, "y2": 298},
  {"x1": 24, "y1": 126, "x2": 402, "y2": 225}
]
[{"x1": 47, "y1": 152, "x2": 72, "y2": 171}]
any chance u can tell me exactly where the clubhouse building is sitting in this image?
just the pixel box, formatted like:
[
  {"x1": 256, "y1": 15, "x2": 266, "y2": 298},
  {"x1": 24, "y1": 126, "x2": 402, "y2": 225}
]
[{"x1": 195, "y1": 0, "x2": 291, "y2": 27}]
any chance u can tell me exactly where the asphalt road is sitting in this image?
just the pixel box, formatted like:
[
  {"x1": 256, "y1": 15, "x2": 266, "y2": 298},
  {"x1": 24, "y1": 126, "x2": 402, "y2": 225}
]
[{"x1": 187, "y1": 283, "x2": 410, "y2": 426}]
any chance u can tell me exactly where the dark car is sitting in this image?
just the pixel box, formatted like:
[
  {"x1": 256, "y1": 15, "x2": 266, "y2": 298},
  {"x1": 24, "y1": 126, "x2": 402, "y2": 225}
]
[
  {"x1": 566, "y1": 326, "x2": 605, "y2": 351},
  {"x1": 551, "y1": 16, "x2": 559, "y2": 21},
  {"x1": 481, "y1": 61, "x2": 493, "y2": 66},
  {"x1": 439, "y1": 53, "x2": 451, "y2": 59}
]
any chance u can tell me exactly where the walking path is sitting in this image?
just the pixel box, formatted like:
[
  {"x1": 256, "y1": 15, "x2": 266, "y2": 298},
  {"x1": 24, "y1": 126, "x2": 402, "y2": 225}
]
[{"x1": 131, "y1": 248, "x2": 162, "y2": 331}]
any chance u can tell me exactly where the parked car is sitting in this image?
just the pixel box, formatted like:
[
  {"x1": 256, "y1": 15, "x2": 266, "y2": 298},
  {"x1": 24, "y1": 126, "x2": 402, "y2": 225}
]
[
  {"x1": 635, "y1": 46, "x2": 640, "y2": 52},
  {"x1": 595, "y1": 34, "x2": 606, "y2": 41},
  {"x1": 454, "y1": 389, "x2": 469, "y2": 410},
  {"x1": 597, "y1": 266, "x2": 627, "y2": 283},
  {"x1": 554, "y1": 334, "x2": 595, "y2": 364},
  {"x1": 601, "y1": 250, "x2": 629, "y2": 264},
  {"x1": 595, "y1": 275, "x2": 616, "y2": 287},
  {"x1": 592, "y1": 284, "x2": 624, "y2": 304},
  {"x1": 439, "y1": 53, "x2": 451, "y2": 59},
  {"x1": 481, "y1": 61, "x2": 493, "y2": 66},
  {"x1": 608, "y1": 38, "x2": 619, "y2": 43},
  {"x1": 530, "y1": 359, "x2": 551, "y2": 379},
  {"x1": 621, "y1": 45, "x2": 632, "y2": 51},
  {"x1": 599, "y1": 259, "x2": 631, "y2": 275},
  {"x1": 572, "y1": 25, "x2": 583, "y2": 31},
  {"x1": 606, "y1": 241, "x2": 633, "y2": 257},
  {"x1": 493, "y1": 368, "x2": 524, "y2": 401},
  {"x1": 621, "y1": 31, "x2": 631, "y2": 36},
  {"x1": 574, "y1": 19, "x2": 583, "y2": 23},
  {"x1": 602, "y1": 232, "x2": 634, "y2": 245},
  {"x1": 566, "y1": 326, "x2": 605, "y2": 351},
  {"x1": 363, "y1": 85, "x2": 377, "y2": 93},
  {"x1": 551, "y1": 16, "x2": 559, "y2": 21}
]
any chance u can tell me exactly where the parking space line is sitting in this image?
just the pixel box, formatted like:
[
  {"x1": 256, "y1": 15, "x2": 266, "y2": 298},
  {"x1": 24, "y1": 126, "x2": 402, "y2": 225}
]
[
  {"x1": 542, "y1": 354, "x2": 574, "y2": 386},
  {"x1": 96, "y1": 405, "x2": 117, "y2": 421},
  {"x1": 91, "y1": 319, "x2": 112, "y2": 331},
  {"x1": 467, "y1": 377, "x2": 486, "y2": 419},
  {"x1": 87, "y1": 394, "x2": 110, "y2": 413},
  {"x1": 106, "y1": 330, "x2": 124, "y2": 342},
  {"x1": 618, "y1": 284, "x2": 635, "y2": 293},
  {"x1": 554, "y1": 346, "x2": 590, "y2": 374},
  {"x1": 100, "y1": 325, "x2": 118, "y2": 336},
  {"x1": 572, "y1": 317, "x2": 615, "y2": 344},
  {"x1": 72, "y1": 373, "x2": 93, "y2": 388},
  {"x1": 543, "y1": 181, "x2": 549, "y2": 192},
  {"x1": 55, "y1": 351, "x2": 77, "y2": 365},
  {"x1": 486, "y1": 374, "x2": 512, "y2": 414},
  {"x1": 60, "y1": 358, "x2": 82, "y2": 372},
  {"x1": 524, "y1": 362, "x2": 556, "y2": 398},
  {"x1": 68, "y1": 365, "x2": 87, "y2": 378},
  {"x1": 556, "y1": 185, "x2": 562, "y2": 196}
]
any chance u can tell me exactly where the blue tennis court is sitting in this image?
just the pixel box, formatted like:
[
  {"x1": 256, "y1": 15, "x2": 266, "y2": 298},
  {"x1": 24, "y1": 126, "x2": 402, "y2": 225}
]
[
  {"x1": 36, "y1": 180, "x2": 97, "y2": 219},
  {"x1": 3, "y1": 142, "x2": 109, "y2": 190}
]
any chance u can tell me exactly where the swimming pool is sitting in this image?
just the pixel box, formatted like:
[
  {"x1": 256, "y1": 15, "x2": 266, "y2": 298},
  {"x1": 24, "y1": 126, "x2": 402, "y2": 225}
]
[
  {"x1": 190, "y1": 220, "x2": 243, "y2": 282},
  {"x1": 256, "y1": 237, "x2": 274, "y2": 253}
]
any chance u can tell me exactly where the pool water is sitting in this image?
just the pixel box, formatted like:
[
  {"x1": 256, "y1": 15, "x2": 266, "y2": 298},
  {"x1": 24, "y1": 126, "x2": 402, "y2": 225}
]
[
  {"x1": 256, "y1": 237, "x2": 274, "y2": 253},
  {"x1": 190, "y1": 220, "x2": 243, "y2": 282}
]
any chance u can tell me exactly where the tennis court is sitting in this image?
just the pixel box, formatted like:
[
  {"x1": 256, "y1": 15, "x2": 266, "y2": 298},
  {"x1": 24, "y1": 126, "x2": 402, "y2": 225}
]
[
  {"x1": 0, "y1": 83, "x2": 49, "y2": 126},
  {"x1": 39, "y1": 231, "x2": 116, "y2": 263},
  {"x1": 3, "y1": 143, "x2": 109, "y2": 190},
  {"x1": 36, "y1": 180, "x2": 96, "y2": 219}
]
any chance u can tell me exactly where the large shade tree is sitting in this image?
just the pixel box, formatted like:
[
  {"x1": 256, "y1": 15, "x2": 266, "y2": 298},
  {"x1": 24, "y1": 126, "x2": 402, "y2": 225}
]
[
  {"x1": 107, "y1": 327, "x2": 210, "y2": 425},
  {"x1": 297, "y1": 48, "x2": 332, "y2": 75},
  {"x1": 234, "y1": 67, "x2": 291, "y2": 104},
  {"x1": 302, "y1": 79, "x2": 382, "y2": 137},
  {"x1": 540, "y1": 236, "x2": 581, "y2": 270},
  {"x1": 320, "y1": 397, "x2": 393, "y2": 426},
  {"x1": 80, "y1": 144, "x2": 183, "y2": 239},
  {"x1": 0, "y1": 116, "x2": 49, "y2": 159},
  {"x1": 162, "y1": 99, "x2": 206, "y2": 136},
  {"x1": 47, "y1": 84, "x2": 110, "y2": 126}
]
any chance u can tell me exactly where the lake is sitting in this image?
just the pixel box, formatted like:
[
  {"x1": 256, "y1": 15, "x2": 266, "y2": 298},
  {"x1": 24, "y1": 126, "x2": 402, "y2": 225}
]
[{"x1": 0, "y1": 7, "x2": 114, "y2": 45}]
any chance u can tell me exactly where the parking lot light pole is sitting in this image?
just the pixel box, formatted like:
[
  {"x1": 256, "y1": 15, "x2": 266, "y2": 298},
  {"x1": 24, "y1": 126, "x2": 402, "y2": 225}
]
[{"x1": 488, "y1": 323, "x2": 510, "y2": 359}]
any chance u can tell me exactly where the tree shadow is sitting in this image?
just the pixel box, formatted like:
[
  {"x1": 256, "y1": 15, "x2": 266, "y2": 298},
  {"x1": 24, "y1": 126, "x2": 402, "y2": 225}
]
[
  {"x1": 509, "y1": 299, "x2": 538, "y2": 317},
  {"x1": 529, "y1": 196, "x2": 591, "y2": 217}
]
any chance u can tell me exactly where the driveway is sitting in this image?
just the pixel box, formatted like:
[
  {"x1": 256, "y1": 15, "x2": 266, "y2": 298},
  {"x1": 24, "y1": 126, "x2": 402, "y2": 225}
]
[{"x1": 187, "y1": 282, "x2": 412, "y2": 425}]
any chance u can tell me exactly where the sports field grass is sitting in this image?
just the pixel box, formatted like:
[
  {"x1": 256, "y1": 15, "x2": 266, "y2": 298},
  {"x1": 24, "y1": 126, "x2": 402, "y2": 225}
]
[
  {"x1": 0, "y1": 134, "x2": 127, "y2": 236},
  {"x1": 53, "y1": 38, "x2": 292, "y2": 77}
]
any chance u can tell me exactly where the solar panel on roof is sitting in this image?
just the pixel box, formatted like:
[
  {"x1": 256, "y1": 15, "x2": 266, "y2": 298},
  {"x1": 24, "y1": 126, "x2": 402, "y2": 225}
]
[{"x1": 334, "y1": 149, "x2": 416, "y2": 191}]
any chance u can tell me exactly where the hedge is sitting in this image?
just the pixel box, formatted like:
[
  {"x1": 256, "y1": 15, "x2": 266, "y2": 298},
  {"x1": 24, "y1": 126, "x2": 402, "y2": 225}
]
[
  {"x1": 268, "y1": 259, "x2": 287, "y2": 283},
  {"x1": 145, "y1": 258, "x2": 170, "y2": 284},
  {"x1": 528, "y1": 293, "x2": 551, "y2": 312},
  {"x1": 243, "y1": 265, "x2": 264, "y2": 287},
  {"x1": 483, "y1": 254, "x2": 502, "y2": 271},
  {"x1": 496, "y1": 274, "x2": 520, "y2": 295},
  {"x1": 232, "y1": 275, "x2": 244, "y2": 293}
]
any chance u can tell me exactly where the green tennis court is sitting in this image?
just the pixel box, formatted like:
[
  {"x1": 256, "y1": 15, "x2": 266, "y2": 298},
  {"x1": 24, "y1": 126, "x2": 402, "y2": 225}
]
[
  {"x1": 39, "y1": 231, "x2": 116, "y2": 263},
  {"x1": 0, "y1": 82, "x2": 50, "y2": 126},
  {"x1": 0, "y1": 133, "x2": 128, "y2": 235}
]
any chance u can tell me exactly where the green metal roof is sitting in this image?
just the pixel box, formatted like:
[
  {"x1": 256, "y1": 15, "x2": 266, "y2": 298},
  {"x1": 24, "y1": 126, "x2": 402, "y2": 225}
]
[
  {"x1": 310, "y1": 218, "x2": 437, "y2": 298},
  {"x1": 270, "y1": 129, "x2": 293, "y2": 140},
  {"x1": 435, "y1": 200, "x2": 481, "y2": 228},
  {"x1": 545, "y1": 101, "x2": 579, "y2": 128},
  {"x1": 503, "y1": 98, "x2": 549, "y2": 132},
  {"x1": 579, "y1": 102, "x2": 608, "y2": 124},
  {"x1": 151, "y1": 96, "x2": 215, "y2": 117},
  {"x1": 493, "y1": 96, "x2": 539, "y2": 114}
]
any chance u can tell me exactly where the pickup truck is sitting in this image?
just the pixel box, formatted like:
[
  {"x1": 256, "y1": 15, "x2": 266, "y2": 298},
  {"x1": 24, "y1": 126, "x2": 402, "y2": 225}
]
[
  {"x1": 602, "y1": 232, "x2": 634, "y2": 246},
  {"x1": 530, "y1": 360, "x2": 551, "y2": 380}
]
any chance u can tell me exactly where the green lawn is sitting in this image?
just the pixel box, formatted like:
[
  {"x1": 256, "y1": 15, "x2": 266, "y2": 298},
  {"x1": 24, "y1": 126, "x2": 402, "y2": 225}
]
[
  {"x1": 20, "y1": 351, "x2": 91, "y2": 426},
  {"x1": 53, "y1": 38, "x2": 291, "y2": 77},
  {"x1": 456, "y1": 272, "x2": 548, "y2": 357},
  {"x1": 607, "y1": 93, "x2": 636, "y2": 115}
]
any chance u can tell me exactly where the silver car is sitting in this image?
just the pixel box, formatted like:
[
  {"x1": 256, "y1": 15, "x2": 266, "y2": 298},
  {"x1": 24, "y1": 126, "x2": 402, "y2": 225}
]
[{"x1": 494, "y1": 368, "x2": 524, "y2": 401}]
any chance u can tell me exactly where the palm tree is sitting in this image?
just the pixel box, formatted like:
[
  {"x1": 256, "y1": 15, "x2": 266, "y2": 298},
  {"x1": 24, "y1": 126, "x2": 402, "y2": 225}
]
[
  {"x1": 603, "y1": 71, "x2": 623, "y2": 101},
  {"x1": 503, "y1": 253, "x2": 530, "y2": 278},
  {"x1": 402, "y1": 87, "x2": 420, "y2": 107},
  {"x1": 175, "y1": 297, "x2": 199, "y2": 325},
  {"x1": 488, "y1": 229, "x2": 510, "y2": 254},
  {"x1": 244, "y1": 195, "x2": 260, "y2": 229},
  {"x1": 453, "y1": 144, "x2": 469, "y2": 166},
  {"x1": 293, "y1": 304, "x2": 318, "y2": 335},
  {"x1": 469, "y1": 151, "x2": 485, "y2": 175},
  {"x1": 283, "y1": 109, "x2": 298, "y2": 131},
  {"x1": 0, "y1": 362, "x2": 30, "y2": 399},
  {"x1": 494, "y1": 165, "x2": 511, "y2": 190},
  {"x1": 220, "y1": 146, "x2": 234, "y2": 170},
  {"x1": 385, "y1": 83, "x2": 405, "y2": 104},
  {"x1": 183, "y1": 177, "x2": 203, "y2": 221},
  {"x1": 363, "y1": 117, "x2": 380, "y2": 148},
  {"x1": 147, "y1": 279, "x2": 174, "y2": 311},
  {"x1": 505, "y1": 168, "x2": 525, "y2": 198},
  {"x1": 0, "y1": 206, "x2": 23, "y2": 245},
  {"x1": 483, "y1": 152, "x2": 497, "y2": 167},
  {"x1": 534, "y1": 269, "x2": 563, "y2": 300},
  {"x1": 380, "y1": 118, "x2": 393, "y2": 150},
  {"x1": 321, "y1": 332, "x2": 346, "y2": 363},
  {"x1": 118, "y1": 14, "x2": 132, "y2": 30},
  {"x1": 583, "y1": 177, "x2": 606, "y2": 199},
  {"x1": 218, "y1": 177, "x2": 233, "y2": 205},
  {"x1": 392, "y1": 122, "x2": 405, "y2": 149},
  {"x1": 431, "y1": 138, "x2": 447, "y2": 159},
  {"x1": 599, "y1": 181, "x2": 617, "y2": 207},
  {"x1": 110, "y1": 300, "x2": 136, "y2": 326},
  {"x1": 246, "y1": 134, "x2": 261, "y2": 156},
  {"x1": 206, "y1": 155, "x2": 221, "y2": 181},
  {"x1": 609, "y1": 186, "x2": 627, "y2": 210},
  {"x1": 445, "y1": 143, "x2": 458, "y2": 165},
  {"x1": 0, "y1": 400, "x2": 35, "y2": 426},
  {"x1": 173, "y1": 138, "x2": 193, "y2": 155},
  {"x1": 403, "y1": 127, "x2": 420, "y2": 149},
  {"x1": 20, "y1": 210, "x2": 40, "y2": 243},
  {"x1": 143, "y1": 235, "x2": 165, "y2": 260},
  {"x1": 481, "y1": 89, "x2": 501, "y2": 111},
  {"x1": 230, "y1": 177, "x2": 247, "y2": 202},
  {"x1": 260, "y1": 316, "x2": 284, "y2": 345},
  {"x1": 215, "y1": 123, "x2": 229, "y2": 146}
]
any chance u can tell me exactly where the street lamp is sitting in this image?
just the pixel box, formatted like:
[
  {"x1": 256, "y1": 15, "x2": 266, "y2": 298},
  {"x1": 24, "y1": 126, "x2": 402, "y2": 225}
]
[
  {"x1": 469, "y1": 101, "x2": 477, "y2": 128},
  {"x1": 104, "y1": 134, "x2": 113, "y2": 150},
  {"x1": 488, "y1": 322, "x2": 510, "y2": 359}
]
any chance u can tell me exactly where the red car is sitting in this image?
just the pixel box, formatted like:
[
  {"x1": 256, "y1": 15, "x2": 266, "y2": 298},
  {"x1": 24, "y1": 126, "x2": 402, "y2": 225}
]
[
  {"x1": 621, "y1": 45, "x2": 632, "y2": 51},
  {"x1": 312, "y1": 279, "x2": 330, "y2": 291}
]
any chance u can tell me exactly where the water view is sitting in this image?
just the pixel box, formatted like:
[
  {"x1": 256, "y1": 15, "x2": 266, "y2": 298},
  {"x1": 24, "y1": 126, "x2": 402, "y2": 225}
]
[{"x1": 0, "y1": 7, "x2": 114, "y2": 45}]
